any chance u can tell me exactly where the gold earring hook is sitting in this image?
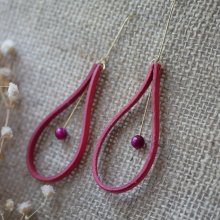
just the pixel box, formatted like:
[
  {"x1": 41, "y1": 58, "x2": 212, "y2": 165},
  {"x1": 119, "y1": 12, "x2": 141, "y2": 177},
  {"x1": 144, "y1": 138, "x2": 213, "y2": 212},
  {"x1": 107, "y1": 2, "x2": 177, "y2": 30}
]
[
  {"x1": 156, "y1": 0, "x2": 176, "y2": 62},
  {"x1": 98, "y1": 13, "x2": 136, "y2": 69},
  {"x1": 139, "y1": 0, "x2": 176, "y2": 137}
]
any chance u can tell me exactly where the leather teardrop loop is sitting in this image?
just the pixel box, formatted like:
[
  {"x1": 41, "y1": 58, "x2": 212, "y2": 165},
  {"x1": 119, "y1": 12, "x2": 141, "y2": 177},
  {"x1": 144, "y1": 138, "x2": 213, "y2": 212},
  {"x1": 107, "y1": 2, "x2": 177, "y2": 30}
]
[
  {"x1": 92, "y1": 62, "x2": 161, "y2": 193},
  {"x1": 26, "y1": 63, "x2": 103, "y2": 182}
]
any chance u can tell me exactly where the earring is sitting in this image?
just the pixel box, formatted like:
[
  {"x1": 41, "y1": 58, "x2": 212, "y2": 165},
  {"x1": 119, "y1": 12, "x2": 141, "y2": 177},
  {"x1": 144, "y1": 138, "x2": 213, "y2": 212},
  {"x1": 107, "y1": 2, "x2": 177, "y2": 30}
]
[
  {"x1": 26, "y1": 14, "x2": 135, "y2": 182},
  {"x1": 92, "y1": 0, "x2": 176, "y2": 193}
]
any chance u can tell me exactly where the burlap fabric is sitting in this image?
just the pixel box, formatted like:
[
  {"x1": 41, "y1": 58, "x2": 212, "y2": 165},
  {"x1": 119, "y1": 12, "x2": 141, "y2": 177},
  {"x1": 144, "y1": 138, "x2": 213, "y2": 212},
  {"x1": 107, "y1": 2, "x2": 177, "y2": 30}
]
[{"x1": 0, "y1": 0, "x2": 219, "y2": 219}]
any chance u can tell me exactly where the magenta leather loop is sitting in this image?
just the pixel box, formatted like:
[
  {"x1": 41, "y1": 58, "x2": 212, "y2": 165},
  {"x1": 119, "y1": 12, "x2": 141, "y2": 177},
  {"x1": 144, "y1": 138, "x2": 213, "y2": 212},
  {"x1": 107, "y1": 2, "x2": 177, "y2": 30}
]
[
  {"x1": 26, "y1": 63, "x2": 103, "y2": 182},
  {"x1": 92, "y1": 62, "x2": 161, "y2": 193}
]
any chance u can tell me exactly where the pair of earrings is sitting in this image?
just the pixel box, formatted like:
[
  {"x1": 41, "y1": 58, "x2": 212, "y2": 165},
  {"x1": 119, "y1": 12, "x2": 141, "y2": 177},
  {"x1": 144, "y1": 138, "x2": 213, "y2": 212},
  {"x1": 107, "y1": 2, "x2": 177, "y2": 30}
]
[{"x1": 26, "y1": 0, "x2": 176, "y2": 193}]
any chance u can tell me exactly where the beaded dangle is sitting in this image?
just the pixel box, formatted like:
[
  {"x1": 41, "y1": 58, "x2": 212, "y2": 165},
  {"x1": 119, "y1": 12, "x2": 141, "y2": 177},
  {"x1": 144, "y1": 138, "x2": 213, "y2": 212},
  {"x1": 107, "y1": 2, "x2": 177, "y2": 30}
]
[
  {"x1": 26, "y1": 15, "x2": 135, "y2": 182},
  {"x1": 92, "y1": 0, "x2": 176, "y2": 193}
]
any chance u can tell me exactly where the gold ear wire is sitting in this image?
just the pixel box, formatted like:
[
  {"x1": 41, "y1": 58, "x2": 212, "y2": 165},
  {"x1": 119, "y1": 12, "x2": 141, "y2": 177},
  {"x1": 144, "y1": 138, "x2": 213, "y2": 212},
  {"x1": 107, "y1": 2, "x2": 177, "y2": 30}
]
[
  {"x1": 139, "y1": 0, "x2": 176, "y2": 137},
  {"x1": 156, "y1": 0, "x2": 176, "y2": 61},
  {"x1": 98, "y1": 0, "x2": 176, "y2": 67},
  {"x1": 98, "y1": 13, "x2": 136, "y2": 69}
]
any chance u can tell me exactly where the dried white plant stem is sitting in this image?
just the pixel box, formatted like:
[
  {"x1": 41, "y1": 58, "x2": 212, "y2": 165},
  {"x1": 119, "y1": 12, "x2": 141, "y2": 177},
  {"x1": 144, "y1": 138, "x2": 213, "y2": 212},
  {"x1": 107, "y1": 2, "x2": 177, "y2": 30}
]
[
  {"x1": 24, "y1": 197, "x2": 47, "y2": 220},
  {"x1": 0, "y1": 40, "x2": 19, "y2": 159},
  {"x1": 0, "y1": 213, "x2": 4, "y2": 220},
  {"x1": 0, "y1": 138, "x2": 4, "y2": 158},
  {"x1": 26, "y1": 185, "x2": 55, "y2": 219},
  {"x1": 19, "y1": 185, "x2": 55, "y2": 219},
  {"x1": 20, "y1": 214, "x2": 25, "y2": 220},
  {"x1": 0, "y1": 109, "x2": 11, "y2": 156},
  {"x1": 5, "y1": 108, "x2": 10, "y2": 126},
  {"x1": 0, "y1": 87, "x2": 9, "y2": 108}
]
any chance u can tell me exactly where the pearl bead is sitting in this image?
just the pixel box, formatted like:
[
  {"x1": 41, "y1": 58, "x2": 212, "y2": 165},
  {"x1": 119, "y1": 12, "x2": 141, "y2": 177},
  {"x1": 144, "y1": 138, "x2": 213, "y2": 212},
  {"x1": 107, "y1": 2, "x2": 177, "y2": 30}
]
[
  {"x1": 131, "y1": 135, "x2": 145, "y2": 149},
  {"x1": 55, "y1": 127, "x2": 68, "y2": 140}
]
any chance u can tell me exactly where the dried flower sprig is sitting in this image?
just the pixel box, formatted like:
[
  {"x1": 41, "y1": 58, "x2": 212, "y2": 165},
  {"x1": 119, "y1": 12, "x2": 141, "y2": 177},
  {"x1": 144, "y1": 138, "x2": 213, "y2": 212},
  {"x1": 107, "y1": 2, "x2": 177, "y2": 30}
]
[
  {"x1": 0, "y1": 210, "x2": 4, "y2": 220},
  {"x1": 0, "y1": 199, "x2": 15, "y2": 220},
  {"x1": 40, "y1": 185, "x2": 55, "y2": 198},
  {"x1": 17, "y1": 185, "x2": 55, "y2": 220},
  {"x1": 17, "y1": 201, "x2": 32, "y2": 220},
  {"x1": 4, "y1": 199, "x2": 15, "y2": 213},
  {"x1": 0, "y1": 39, "x2": 19, "y2": 160},
  {"x1": 0, "y1": 40, "x2": 16, "y2": 57}
]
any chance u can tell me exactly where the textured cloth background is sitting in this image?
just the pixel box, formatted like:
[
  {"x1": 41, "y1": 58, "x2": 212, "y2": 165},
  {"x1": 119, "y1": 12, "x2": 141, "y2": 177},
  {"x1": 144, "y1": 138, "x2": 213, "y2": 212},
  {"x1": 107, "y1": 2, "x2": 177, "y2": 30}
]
[{"x1": 0, "y1": 0, "x2": 219, "y2": 219}]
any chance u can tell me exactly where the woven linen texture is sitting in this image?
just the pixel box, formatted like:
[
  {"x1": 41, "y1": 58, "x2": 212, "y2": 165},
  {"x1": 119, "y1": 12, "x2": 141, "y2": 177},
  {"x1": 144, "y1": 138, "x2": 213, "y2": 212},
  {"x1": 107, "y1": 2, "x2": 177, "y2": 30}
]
[{"x1": 0, "y1": 0, "x2": 219, "y2": 219}]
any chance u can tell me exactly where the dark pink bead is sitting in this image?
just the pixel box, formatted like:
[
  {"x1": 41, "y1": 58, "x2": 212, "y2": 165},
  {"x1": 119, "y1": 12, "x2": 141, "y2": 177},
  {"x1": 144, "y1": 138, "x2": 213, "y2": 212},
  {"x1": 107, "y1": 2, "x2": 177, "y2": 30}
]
[
  {"x1": 55, "y1": 127, "x2": 68, "y2": 140},
  {"x1": 131, "y1": 135, "x2": 145, "y2": 149}
]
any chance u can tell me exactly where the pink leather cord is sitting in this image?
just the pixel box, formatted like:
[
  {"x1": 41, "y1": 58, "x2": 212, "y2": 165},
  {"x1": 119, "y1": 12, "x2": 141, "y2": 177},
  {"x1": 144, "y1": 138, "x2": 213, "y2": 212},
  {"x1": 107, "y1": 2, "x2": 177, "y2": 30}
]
[
  {"x1": 26, "y1": 63, "x2": 103, "y2": 182},
  {"x1": 92, "y1": 62, "x2": 161, "y2": 193}
]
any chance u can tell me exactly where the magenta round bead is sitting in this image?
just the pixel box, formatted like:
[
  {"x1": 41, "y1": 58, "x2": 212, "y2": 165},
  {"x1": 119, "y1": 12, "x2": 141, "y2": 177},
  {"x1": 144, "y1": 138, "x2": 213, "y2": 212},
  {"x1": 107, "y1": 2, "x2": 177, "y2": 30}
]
[
  {"x1": 131, "y1": 135, "x2": 145, "y2": 149},
  {"x1": 55, "y1": 127, "x2": 68, "y2": 140}
]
